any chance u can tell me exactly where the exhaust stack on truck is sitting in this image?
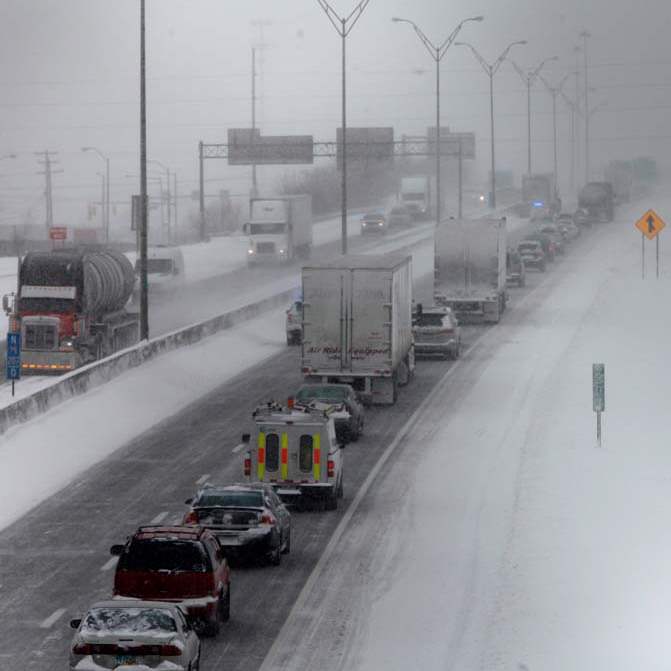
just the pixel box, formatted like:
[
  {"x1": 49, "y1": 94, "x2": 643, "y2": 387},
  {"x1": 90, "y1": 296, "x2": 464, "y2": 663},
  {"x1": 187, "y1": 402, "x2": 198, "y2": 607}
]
[
  {"x1": 300, "y1": 254, "x2": 414, "y2": 405},
  {"x1": 3, "y1": 249, "x2": 138, "y2": 373}
]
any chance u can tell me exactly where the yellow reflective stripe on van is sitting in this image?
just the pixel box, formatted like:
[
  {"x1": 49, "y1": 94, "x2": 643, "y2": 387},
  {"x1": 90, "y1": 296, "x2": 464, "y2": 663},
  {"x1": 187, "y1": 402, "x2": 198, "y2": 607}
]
[
  {"x1": 257, "y1": 432, "x2": 266, "y2": 481},
  {"x1": 313, "y1": 433, "x2": 321, "y2": 481},
  {"x1": 280, "y1": 432, "x2": 289, "y2": 480}
]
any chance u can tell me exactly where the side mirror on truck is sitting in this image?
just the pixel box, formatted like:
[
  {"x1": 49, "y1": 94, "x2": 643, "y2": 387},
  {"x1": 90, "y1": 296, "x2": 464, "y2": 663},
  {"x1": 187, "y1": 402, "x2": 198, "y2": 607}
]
[{"x1": 2, "y1": 293, "x2": 13, "y2": 315}]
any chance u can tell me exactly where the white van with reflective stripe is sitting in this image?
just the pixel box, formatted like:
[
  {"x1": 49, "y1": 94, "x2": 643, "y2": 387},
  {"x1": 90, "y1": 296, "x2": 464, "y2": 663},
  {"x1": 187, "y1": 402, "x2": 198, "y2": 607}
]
[{"x1": 244, "y1": 403, "x2": 345, "y2": 510}]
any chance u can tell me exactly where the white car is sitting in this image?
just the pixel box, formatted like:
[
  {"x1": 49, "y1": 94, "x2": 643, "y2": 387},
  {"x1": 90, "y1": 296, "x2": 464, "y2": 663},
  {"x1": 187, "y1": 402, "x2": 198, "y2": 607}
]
[{"x1": 69, "y1": 600, "x2": 201, "y2": 671}]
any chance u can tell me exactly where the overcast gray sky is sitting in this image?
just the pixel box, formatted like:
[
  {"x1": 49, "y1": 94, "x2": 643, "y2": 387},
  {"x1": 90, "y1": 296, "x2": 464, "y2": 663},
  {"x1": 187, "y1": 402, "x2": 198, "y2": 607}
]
[{"x1": 0, "y1": 0, "x2": 668, "y2": 230}]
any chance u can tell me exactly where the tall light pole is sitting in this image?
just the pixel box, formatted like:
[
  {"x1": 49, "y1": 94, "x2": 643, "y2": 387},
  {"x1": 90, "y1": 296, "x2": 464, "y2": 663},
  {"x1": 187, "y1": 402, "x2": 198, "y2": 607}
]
[
  {"x1": 509, "y1": 56, "x2": 558, "y2": 175},
  {"x1": 316, "y1": 0, "x2": 370, "y2": 255},
  {"x1": 393, "y1": 15, "x2": 483, "y2": 226},
  {"x1": 139, "y1": 0, "x2": 149, "y2": 341},
  {"x1": 580, "y1": 30, "x2": 592, "y2": 183},
  {"x1": 455, "y1": 40, "x2": 526, "y2": 209},
  {"x1": 81, "y1": 146, "x2": 110, "y2": 241},
  {"x1": 540, "y1": 73, "x2": 570, "y2": 197}
]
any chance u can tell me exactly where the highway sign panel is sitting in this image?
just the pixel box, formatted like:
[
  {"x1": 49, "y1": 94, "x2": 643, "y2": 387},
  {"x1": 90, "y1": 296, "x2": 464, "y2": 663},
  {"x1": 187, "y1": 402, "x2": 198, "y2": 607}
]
[
  {"x1": 635, "y1": 209, "x2": 666, "y2": 240},
  {"x1": 228, "y1": 129, "x2": 314, "y2": 165},
  {"x1": 6, "y1": 331, "x2": 21, "y2": 381},
  {"x1": 592, "y1": 363, "x2": 605, "y2": 412},
  {"x1": 427, "y1": 127, "x2": 476, "y2": 158},
  {"x1": 49, "y1": 226, "x2": 67, "y2": 241},
  {"x1": 335, "y1": 127, "x2": 394, "y2": 168}
]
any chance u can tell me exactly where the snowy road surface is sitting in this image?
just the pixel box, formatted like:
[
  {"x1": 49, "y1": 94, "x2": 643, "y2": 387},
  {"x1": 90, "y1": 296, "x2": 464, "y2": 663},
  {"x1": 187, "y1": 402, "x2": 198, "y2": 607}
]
[{"x1": 257, "y1": 197, "x2": 671, "y2": 671}]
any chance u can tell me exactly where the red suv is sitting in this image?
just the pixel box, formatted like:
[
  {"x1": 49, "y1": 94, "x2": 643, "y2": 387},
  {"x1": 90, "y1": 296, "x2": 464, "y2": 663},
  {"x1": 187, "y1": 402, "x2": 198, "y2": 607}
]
[{"x1": 110, "y1": 526, "x2": 231, "y2": 636}]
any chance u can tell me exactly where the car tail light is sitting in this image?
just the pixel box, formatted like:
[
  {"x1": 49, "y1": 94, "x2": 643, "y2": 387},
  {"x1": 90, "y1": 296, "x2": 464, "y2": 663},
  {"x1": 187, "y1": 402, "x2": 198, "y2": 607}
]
[
  {"x1": 244, "y1": 455, "x2": 251, "y2": 476},
  {"x1": 72, "y1": 643, "x2": 93, "y2": 655},
  {"x1": 159, "y1": 644, "x2": 182, "y2": 657},
  {"x1": 287, "y1": 396, "x2": 294, "y2": 409},
  {"x1": 260, "y1": 512, "x2": 276, "y2": 526},
  {"x1": 440, "y1": 328, "x2": 454, "y2": 335},
  {"x1": 183, "y1": 510, "x2": 199, "y2": 525},
  {"x1": 327, "y1": 459, "x2": 335, "y2": 478}
]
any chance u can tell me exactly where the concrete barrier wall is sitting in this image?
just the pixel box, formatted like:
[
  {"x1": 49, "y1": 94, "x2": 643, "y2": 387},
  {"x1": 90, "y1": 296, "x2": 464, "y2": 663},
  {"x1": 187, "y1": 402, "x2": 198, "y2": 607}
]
[{"x1": 0, "y1": 287, "x2": 297, "y2": 436}]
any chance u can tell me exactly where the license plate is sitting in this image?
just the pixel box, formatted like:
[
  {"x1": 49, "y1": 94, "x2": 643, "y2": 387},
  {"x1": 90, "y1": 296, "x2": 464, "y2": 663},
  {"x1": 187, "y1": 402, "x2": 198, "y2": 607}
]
[{"x1": 116, "y1": 655, "x2": 137, "y2": 666}]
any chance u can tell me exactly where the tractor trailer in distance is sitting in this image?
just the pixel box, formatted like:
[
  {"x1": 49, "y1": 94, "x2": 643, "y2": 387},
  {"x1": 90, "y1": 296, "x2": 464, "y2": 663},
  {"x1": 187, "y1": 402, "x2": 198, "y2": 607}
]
[
  {"x1": 434, "y1": 217, "x2": 508, "y2": 323},
  {"x1": 400, "y1": 176, "x2": 432, "y2": 220},
  {"x1": 246, "y1": 195, "x2": 312, "y2": 265},
  {"x1": 3, "y1": 249, "x2": 138, "y2": 373},
  {"x1": 300, "y1": 254, "x2": 414, "y2": 405}
]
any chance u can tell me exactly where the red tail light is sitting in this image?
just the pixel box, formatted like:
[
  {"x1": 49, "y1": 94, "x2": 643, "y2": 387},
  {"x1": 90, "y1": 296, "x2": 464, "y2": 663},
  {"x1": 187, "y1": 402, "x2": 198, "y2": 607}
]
[
  {"x1": 72, "y1": 643, "x2": 93, "y2": 655},
  {"x1": 159, "y1": 644, "x2": 182, "y2": 657},
  {"x1": 244, "y1": 455, "x2": 251, "y2": 476},
  {"x1": 183, "y1": 510, "x2": 199, "y2": 525},
  {"x1": 287, "y1": 396, "x2": 294, "y2": 409},
  {"x1": 260, "y1": 512, "x2": 276, "y2": 526},
  {"x1": 327, "y1": 459, "x2": 335, "y2": 478},
  {"x1": 439, "y1": 328, "x2": 454, "y2": 335}
]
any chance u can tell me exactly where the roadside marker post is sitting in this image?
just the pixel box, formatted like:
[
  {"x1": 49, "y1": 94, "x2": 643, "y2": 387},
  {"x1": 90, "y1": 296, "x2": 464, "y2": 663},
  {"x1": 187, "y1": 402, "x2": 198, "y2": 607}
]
[
  {"x1": 592, "y1": 363, "x2": 605, "y2": 447},
  {"x1": 6, "y1": 331, "x2": 21, "y2": 397},
  {"x1": 635, "y1": 209, "x2": 665, "y2": 279}
]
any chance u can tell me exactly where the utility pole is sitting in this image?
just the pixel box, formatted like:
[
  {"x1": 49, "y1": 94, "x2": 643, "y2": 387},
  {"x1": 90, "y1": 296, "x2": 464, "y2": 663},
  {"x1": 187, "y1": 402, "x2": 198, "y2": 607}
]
[
  {"x1": 173, "y1": 171, "x2": 178, "y2": 244},
  {"x1": 35, "y1": 151, "x2": 62, "y2": 236},
  {"x1": 580, "y1": 31, "x2": 591, "y2": 183}
]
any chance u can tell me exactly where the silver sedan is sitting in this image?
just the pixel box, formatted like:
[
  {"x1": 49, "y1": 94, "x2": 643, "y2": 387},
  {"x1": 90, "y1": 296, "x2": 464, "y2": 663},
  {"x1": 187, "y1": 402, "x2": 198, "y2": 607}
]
[{"x1": 69, "y1": 600, "x2": 201, "y2": 671}]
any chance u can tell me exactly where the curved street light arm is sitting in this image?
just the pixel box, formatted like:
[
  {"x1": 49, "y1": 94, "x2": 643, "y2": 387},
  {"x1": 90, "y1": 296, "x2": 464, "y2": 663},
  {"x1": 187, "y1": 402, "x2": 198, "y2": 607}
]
[
  {"x1": 530, "y1": 56, "x2": 558, "y2": 84},
  {"x1": 455, "y1": 41, "x2": 491, "y2": 76},
  {"x1": 437, "y1": 16, "x2": 483, "y2": 60},
  {"x1": 318, "y1": 0, "x2": 370, "y2": 36},
  {"x1": 492, "y1": 40, "x2": 526, "y2": 75},
  {"x1": 507, "y1": 57, "x2": 529, "y2": 84}
]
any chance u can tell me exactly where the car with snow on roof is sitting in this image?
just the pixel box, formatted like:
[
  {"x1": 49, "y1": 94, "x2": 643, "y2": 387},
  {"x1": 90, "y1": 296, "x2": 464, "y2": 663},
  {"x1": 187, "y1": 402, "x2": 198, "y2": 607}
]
[
  {"x1": 183, "y1": 482, "x2": 291, "y2": 566},
  {"x1": 69, "y1": 599, "x2": 201, "y2": 671}
]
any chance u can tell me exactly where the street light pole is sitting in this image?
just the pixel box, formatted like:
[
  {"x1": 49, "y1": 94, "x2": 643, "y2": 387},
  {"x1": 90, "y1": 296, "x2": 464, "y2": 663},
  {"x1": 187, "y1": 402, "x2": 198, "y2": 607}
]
[
  {"x1": 316, "y1": 0, "x2": 370, "y2": 256},
  {"x1": 81, "y1": 146, "x2": 110, "y2": 242},
  {"x1": 456, "y1": 40, "x2": 526, "y2": 209},
  {"x1": 509, "y1": 56, "x2": 559, "y2": 175},
  {"x1": 149, "y1": 159, "x2": 172, "y2": 243},
  {"x1": 392, "y1": 15, "x2": 484, "y2": 227},
  {"x1": 580, "y1": 30, "x2": 591, "y2": 183},
  {"x1": 540, "y1": 73, "x2": 570, "y2": 198},
  {"x1": 139, "y1": 0, "x2": 149, "y2": 341}
]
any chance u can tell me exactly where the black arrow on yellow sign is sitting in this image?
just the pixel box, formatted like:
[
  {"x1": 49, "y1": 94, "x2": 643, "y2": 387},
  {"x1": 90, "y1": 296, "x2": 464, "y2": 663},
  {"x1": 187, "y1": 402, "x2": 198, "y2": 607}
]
[{"x1": 648, "y1": 214, "x2": 655, "y2": 234}]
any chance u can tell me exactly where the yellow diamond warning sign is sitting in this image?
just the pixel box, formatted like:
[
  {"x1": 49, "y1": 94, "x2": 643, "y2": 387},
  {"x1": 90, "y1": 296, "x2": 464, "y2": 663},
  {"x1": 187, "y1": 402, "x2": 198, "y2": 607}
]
[{"x1": 635, "y1": 209, "x2": 666, "y2": 240}]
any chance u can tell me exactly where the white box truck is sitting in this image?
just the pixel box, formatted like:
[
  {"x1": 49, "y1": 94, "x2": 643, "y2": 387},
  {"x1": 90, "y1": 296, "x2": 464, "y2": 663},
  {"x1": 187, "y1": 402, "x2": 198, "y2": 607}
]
[
  {"x1": 400, "y1": 176, "x2": 432, "y2": 220},
  {"x1": 246, "y1": 195, "x2": 312, "y2": 265},
  {"x1": 300, "y1": 254, "x2": 414, "y2": 405},
  {"x1": 434, "y1": 217, "x2": 507, "y2": 323}
]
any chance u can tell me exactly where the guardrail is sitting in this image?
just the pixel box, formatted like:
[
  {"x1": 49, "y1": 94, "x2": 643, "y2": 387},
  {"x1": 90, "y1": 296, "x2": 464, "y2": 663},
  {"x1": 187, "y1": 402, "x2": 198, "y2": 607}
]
[{"x1": 0, "y1": 286, "x2": 297, "y2": 437}]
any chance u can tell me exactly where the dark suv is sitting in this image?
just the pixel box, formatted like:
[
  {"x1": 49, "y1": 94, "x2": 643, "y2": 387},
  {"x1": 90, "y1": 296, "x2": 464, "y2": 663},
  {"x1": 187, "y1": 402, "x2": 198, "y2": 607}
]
[{"x1": 111, "y1": 526, "x2": 231, "y2": 637}]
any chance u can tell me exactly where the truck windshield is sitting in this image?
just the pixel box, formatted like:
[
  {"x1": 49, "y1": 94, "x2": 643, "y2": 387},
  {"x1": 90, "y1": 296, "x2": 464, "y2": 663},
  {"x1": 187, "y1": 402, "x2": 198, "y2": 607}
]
[{"x1": 249, "y1": 223, "x2": 286, "y2": 235}]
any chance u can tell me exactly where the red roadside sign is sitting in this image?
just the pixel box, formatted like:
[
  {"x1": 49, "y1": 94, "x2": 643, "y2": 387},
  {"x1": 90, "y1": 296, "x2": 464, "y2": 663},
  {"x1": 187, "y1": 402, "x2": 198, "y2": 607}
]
[{"x1": 49, "y1": 226, "x2": 67, "y2": 241}]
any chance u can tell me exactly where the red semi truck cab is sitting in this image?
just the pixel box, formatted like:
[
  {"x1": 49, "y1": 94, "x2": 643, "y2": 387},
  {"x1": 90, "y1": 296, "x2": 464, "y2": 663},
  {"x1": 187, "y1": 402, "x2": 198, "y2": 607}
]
[{"x1": 3, "y1": 249, "x2": 138, "y2": 374}]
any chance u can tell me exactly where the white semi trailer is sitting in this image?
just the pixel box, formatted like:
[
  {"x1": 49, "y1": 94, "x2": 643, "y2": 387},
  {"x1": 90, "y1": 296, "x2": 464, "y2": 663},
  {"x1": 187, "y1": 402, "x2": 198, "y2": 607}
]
[
  {"x1": 300, "y1": 254, "x2": 414, "y2": 405},
  {"x1": 434, "y1": 217, "x2": 508, "y2": 323}
]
